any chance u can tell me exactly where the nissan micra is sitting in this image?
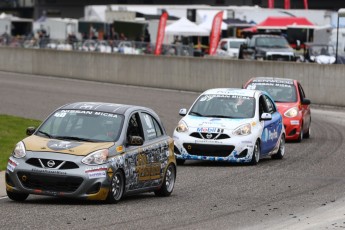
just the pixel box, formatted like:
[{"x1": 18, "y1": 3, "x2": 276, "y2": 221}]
[
  {"x1": 173, "y1": 88, "x2": 285, "y2": 165},
  {"x1": 6, "y1": 102, "x2": 176, "y2": 203}
]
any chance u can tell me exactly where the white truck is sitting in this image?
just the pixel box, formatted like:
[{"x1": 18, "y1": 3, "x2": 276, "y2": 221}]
[{"x1": 216, "y1": 38, "x2": 246, "y2": 58}]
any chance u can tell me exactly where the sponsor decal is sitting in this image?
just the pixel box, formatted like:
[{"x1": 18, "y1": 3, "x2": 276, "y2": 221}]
[
  {"x1": 197, "y1": 127, "x2": 218, "y2": 133},
  {"x1": 85, "y1": 167, "x2": 107, "y2": 179},
  {"x1": 32, "y1": 168, "x2": 67, "y2": 175},
  {"x1": 195, "y1": 139, "x2": 223, "y2": 144},
  {"x1": 241, "y1": 141, "x2": 252, "y2": 144},
  {"x1": 290, "y1": 120, "x2": 300, "y2": 125},
  {"x1": 262, "y1": 128, "x2": 278, "y2": 142},
  {"x1": 269, "y1": 129, "x2": 278, "y2": 141},
  {"x1": 7, "y1": 157, "x2": 19, "y2": 172},
  {"x1": 252, "y1": 122, "x2": 256, "y2": 126},
  {"x1": 116, "y1": 145, "x2": 124, "y2": 153},
  {"x1": 47, "y1": 140, "x2": 82, "y2": 151}
]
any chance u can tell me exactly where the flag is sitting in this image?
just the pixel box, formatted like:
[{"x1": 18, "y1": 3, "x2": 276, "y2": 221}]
[
  {"x1": 268, "y1": 0, "x2": 274, "y2": 9},
  {"x1": 154, "y1": 11, "x2": 168, "y2": 55},
  {"x1": 209, "y1": 11, "x2": 223, "y2": 56},
  {"x1": 284, "y1": 0, "x2": 290, "y2": 9},
  {"x1": 303, "y1": 0, "x2": 308, "y2": 10}
]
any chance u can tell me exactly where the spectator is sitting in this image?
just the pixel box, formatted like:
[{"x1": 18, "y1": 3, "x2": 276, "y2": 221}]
[
  {"x1": 110, "y1": 26, "x2": 119, "y2": 40},
  {"x1": 119, "y1": 32, "x2": 127, "y2": 41}
]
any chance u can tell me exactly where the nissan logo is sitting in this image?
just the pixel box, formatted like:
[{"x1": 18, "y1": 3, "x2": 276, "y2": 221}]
[
  {"x1": 206, "y1": 133, "x2": 213, "y2": 139},
  {"x1": 47, "y1": 160, "x2": 55, "y2": 168}
]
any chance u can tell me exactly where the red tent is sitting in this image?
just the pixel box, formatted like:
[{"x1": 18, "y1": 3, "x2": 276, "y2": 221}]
[{"x1": 242, "y1": 16, "x2": 314, "y2": 33}]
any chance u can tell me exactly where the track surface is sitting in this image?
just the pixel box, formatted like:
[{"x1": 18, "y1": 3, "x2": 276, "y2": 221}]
[{"x1": 1, "y1": 72, "x2": 345, "y2": 229}]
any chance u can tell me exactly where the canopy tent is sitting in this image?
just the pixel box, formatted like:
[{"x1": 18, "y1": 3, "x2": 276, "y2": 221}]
[
  {"x1": 198, "y1": 18, "x2": 227, "y2": 31},
  {"x1": 242, "y1": 16, "x2": 315, "y2": 33},
  {"x1": 165, "y1": 17, "x2": 209, "y2": 36}
]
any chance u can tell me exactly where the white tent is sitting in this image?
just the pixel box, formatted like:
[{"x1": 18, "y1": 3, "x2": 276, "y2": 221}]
[
  {"x1": 199, "y1": 19, "x2": 227, "y2": 31},
  {"x1": 165, "y1": 17, "x2": 209, "y2": 36}
]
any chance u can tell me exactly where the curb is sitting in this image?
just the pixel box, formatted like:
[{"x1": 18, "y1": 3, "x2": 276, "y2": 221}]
[{"x1": 0, "y1": 171, "x2": 6, "y2": 198}]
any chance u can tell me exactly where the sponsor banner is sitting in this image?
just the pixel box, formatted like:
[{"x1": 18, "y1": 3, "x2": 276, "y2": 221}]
[
  {"x1": 154, "y1": 11, "x2": 168, "y2": 55},
  {"x1": 304, "y1": 0, "x2": 308, "y2": 9},
  {"x1": 268, "y1": 0, "x2": 274, "y2": 8},
  {"x1": 209, "y1": 11, "x2": 223, "y2": 55},
  {"x1": 284, "y1": 0, "x2": 290, "y2": 9}
]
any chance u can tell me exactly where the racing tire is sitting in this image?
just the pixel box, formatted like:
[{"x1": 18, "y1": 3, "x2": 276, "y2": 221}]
[
  {"x1": 154, "y1": 163, "x2": 176, "y2": 197},
  {"x1": 250, "y1": 141, "x2": 260, "y2": 165},
  {"x1": 304, "y1": 119, "x2": 311, "y2": 139},
  {"x1": 271, "y1": 135, "x2": 285, "y2": 159},
  {"x1": 106, "y1": 170, "x2": 125, "y2": 204},
  {"x1": 7, "y1": 190, "x2": 29, "y2": 202},
  {"x1": 297, "y1": 124, "x2": 303, "y2": 142},
  {"x1": 176, "y1": 159, "x2": 185, "y2": 165}
]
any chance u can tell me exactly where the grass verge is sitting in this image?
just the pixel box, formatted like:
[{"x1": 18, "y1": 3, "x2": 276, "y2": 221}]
[{"x1": 0, "y1": 114, "x2": 41, "y2": 171}]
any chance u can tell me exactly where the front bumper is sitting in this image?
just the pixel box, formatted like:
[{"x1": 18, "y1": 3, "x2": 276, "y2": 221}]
[
  {"x1": 173, "y1": 132, "x2": 256, "y2": 163},
  {"x1": 5, "y1": 153, "x2": 112, "y2": 200},
  {"x1": 283, "y1": 117, "x2": 302, "y2": 140}
]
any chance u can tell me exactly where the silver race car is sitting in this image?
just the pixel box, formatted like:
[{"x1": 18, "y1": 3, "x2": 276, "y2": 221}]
[{"x1": 6, "y1": 102, "x2": 176, "y2": 203}]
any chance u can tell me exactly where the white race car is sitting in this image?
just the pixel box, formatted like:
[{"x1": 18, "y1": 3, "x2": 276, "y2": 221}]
[{"x1": 173, "y1": 88, "x2": 285, "y2": 165}]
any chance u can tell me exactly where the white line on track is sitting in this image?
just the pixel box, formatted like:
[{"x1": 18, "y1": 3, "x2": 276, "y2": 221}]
[{"x1": 0, "y1": 196, "x2": 8, "y2": 200}]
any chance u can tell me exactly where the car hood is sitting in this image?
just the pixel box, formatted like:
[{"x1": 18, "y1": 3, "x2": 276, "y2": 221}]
[
  {"x1": 23, "y1": 135, "x2": 114, "y2": 156},
  {"x1": 275, "y1": 102, "x2": 299, "y2": 114},
  {"x1": 257, "y1": 47, "x2": 294, "y2": 54},
  {"x1": 182, "y1": 115, "x2": 253, "y2": 131}
]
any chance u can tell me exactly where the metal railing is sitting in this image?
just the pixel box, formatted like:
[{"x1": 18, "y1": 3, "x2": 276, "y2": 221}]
[{"x1": 0, "y1": 35, "x2": 195, "y2": 57}]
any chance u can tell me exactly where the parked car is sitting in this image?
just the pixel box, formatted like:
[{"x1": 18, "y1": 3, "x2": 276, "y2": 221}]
[
  {"x1": 216, "y1": 38, "x2": 246, "y2": 58},
  {"x1": 244, "y1": 77, "x2": 311, "y2": 142},
  {"x1": 173, "y1": 88, "x2": 285, "y2": 165},
  {"x1": 300, "y1": 43, "x2": 336, "y2": 64},
  {"x1": 239, "y1": 34, "x2": 297, "y2": 61},
  {"x1": 6, "y1": 102, "x2": 176, "y2": 203}
]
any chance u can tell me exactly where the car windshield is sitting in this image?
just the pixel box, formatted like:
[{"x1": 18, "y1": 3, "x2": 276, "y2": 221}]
[
  {"x1": 256, "y1": 37, "x2": 290, "y2": 48},
  {"x1": 246, "y1": 81, "x2": 297, "y2": 102},
  {"x1": 189, "y1": 94, "x2": 255, "y2": 119},
  {"x1": 229, "y1": 41, "x2": 244, "y2": 49},
  {"x1": 309, "y1": 45, "x2": 335, "y2": 56},
  {"x1": 36, "y1": 109, "x2": 124, "y2": 142}
]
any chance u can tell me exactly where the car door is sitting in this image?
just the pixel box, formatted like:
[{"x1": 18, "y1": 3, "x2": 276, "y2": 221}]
[
  {"x1": 140, "y1": 112, "x2": 169, "y2": 183},
  {"x1": 125, "y1": 112, "x2": 152, "y2": 188},
  {"x1": 260, "y1": 95, "x2": 281, "y2": 155}
]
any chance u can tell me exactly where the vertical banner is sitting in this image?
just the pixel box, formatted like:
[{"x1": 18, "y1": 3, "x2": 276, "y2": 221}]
[
  {"x1": 209, "y1": 11, "x2": 223, "y2": 56},
  {"x1": 284, "y1": 0, "x2": 290, "y2": 9},
  {"x1": 154, "y1": 11, "x2": 168, "y2": 55},
  {"x1": 268, "y1": 0, "x2": 274, "y2": 8},
  {"x1": 303, "y1": 0, "x2": 308, "y2": 10}
]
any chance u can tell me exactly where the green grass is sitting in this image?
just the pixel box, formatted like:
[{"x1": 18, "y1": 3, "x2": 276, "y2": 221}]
[{"x1": 0, "y1": 115, "x2": 41, "y2": 171}]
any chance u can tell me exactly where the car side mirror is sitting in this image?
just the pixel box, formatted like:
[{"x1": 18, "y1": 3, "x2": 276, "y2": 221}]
[
  {"x1": 127, "y1": 135, "x2": 144, "y2": 146},
  {"x1": 179, "y1": 108, "x2": 187, "y2": 116},
  {"x1": 26, "y1": 127, "x2": 36, "y2": 136},
  {"x1": 260, "y1": 113, "x2": 272, "y2": 121},
  {"x1": 302, "y1": 98, "x2": 311, "y2": 105}
]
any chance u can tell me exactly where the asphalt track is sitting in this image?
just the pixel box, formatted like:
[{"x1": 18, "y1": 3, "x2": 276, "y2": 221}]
[{"x1": 1, "y1": 71, "x2": 345, "y2": 230}]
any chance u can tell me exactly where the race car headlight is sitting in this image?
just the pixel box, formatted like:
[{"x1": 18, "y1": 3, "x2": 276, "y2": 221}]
[
  {"x1": 233, "y1": 123, "x2": 251, "y2": 136},
  {"x1": 12, "y1": 141, "x2": 26, "y2": 158},
  {"x1": 284, "y1": 107, "x2": 298, "y2": 118},
  {"x1": 82, "y1": 149, "x2": 109, "y2": 165},
  {"x1": 176, "y1": 121, "x2": 188, "y2": 133}
]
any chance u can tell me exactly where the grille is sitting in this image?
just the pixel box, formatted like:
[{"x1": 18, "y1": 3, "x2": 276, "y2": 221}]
[
  {"x1": 267, "y1": 55, "x2": 293, "y2": 61},
  {"x1": 189, "y1": 132, "x2": 230, "y2": 140},
  {"x1": 183, "y1": 143, "x2": 234, "y2": 157},
  {"x1": 26, "y1": 158, "x2": 79, "y2": 170},
  {"x1": 17, "y1": 172, "x2": 83, "y2": 193}
]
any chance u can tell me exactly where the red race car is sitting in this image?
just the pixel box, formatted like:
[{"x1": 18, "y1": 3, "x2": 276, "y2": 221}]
[{"x1": 244, "y1": 77, "x2": 311, "y2": 142}]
